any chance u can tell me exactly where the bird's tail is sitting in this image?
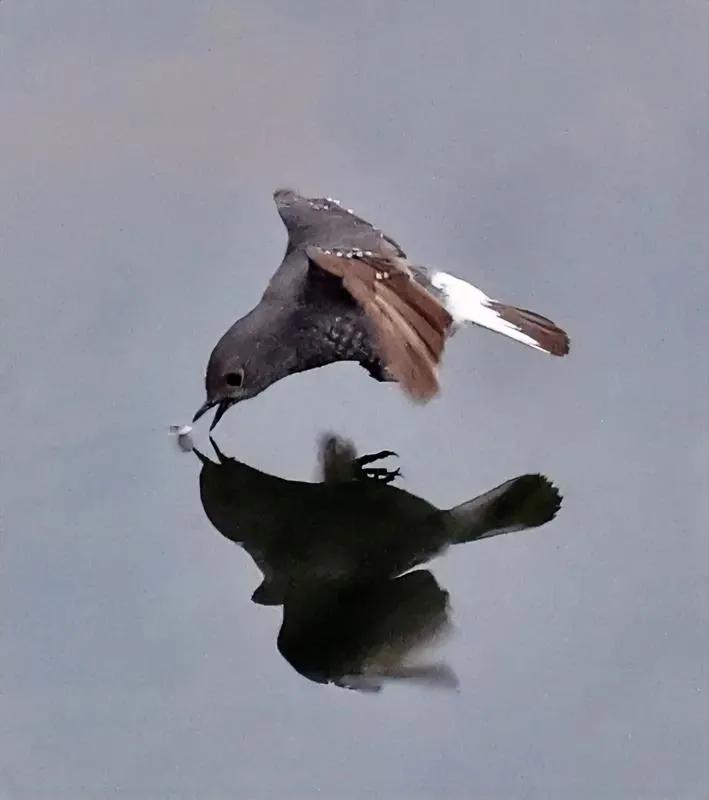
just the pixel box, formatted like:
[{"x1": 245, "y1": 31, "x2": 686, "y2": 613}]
[
  {"x1": 430, "y1": 272, "x2": 570, "y2": 356},
  {"x1": 445, "y1": 474, "x2": 562, "y2": 545}
]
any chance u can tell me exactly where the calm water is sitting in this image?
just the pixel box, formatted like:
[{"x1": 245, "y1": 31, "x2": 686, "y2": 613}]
[{"x1": 2, "y1": 3, "x2": 707, "y2": 799}]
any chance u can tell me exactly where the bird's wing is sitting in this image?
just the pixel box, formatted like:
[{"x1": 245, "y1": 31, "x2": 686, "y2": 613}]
[
  {"x1": 306, "y1": 246, "x2": 452, "y2": 402},
  {"x1": 313, "y1": 200, "x2": 407, "y2": 257},
  {"x1": 274, "y1": 190, "x2": 408, "y2": 257}
]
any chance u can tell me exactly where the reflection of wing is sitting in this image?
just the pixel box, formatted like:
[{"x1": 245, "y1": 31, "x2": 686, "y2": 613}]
[
  {"x1": 318, "y1": 433, "x2": 358, "y2": 484},
  {"x1": 306, "y1": 246, "x2": 452, "y2": 401},
  {"x1": 278, "y1": 570, "x2": 456, "y2": 691}
]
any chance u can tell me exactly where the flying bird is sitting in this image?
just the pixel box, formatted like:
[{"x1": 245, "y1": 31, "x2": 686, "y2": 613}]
[
  {"x1": 193, "y1": 189, "x2": 570, "y2": 429},
  {"x1": 193, "y1": 433, "x2": 563, "y2": 690}
]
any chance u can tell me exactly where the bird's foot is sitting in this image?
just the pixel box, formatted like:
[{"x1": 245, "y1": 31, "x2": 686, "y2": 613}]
[{"x1": 353, "y1": 450, "x2": 401, "y2": 484}]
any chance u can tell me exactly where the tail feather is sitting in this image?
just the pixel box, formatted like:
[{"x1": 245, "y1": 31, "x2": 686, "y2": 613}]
[
  {"x1": 489, "y1": 303, "x2": 570, "y2": 356},
  {"x1": 446, "y1": 474, "x2": 562, "y2": 545},
  {"x1": 430, "y1": 272, "x2": 570, "y2": 356}
]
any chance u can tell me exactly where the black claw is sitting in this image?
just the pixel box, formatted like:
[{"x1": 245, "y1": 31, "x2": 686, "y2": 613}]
[
  {"x1": 356, "y1": 450, "x2": 398, "y2": 467},
  {"x1": 352, "y1": 448, "x2": 400, "y2": 484},
  {"x1": 377, "y1": 467, "x2": 401, "y2": 485},
  {"x1": 355, "y1": 465, "x2": 401, "y2": 485}
]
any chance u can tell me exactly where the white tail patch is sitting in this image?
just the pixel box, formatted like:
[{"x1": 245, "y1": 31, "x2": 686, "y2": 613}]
[{"x1": 431, "y1": 272, "x2": 569, "y2": 356}]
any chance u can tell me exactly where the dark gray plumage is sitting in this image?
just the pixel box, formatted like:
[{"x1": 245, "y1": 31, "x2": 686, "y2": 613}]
[
  {"x1": 193, "y1": 189, "x2": 569, "y2": 429},
  {"x1": 193, "y1": 433, "x2": 563, "y2": 690}
]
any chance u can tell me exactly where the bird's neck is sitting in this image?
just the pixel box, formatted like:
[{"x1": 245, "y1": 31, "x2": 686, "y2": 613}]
[
  {"x1": 200, "y1": 462, "x2": 290, "y2": 545},
  {"x1": 248, "y1": 303, "x2": 335, "y2": 377}
]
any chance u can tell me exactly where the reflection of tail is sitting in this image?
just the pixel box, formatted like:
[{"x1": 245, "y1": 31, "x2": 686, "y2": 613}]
[
  {"x1": 446, "y1": 474, "x2": 562, "y2": 545},
  {"x1": 431, "y1": 272, "x2": 570, "y2": 356},
  {"x1": 336, "y1": 663, "x2": 459, "y2": 693}
]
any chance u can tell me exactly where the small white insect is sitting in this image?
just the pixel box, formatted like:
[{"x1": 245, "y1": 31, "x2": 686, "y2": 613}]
[{"x1": 169, "y1": 424, "x2": 194, "y2": 452}]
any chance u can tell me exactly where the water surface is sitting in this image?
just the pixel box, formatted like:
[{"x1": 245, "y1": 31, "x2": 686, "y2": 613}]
[{"x1": 2, "y1": 2, "x2": 707, "y2": 798}]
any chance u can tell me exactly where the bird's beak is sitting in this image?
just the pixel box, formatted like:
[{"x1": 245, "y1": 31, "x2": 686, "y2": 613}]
[
  {"x1": 209, "y1": 399, "x2": 233, "y2": 431},
  {"x1": 192, "y1": 447, "x2": 211, "y2": 466},
  {"x1": 193, "y1": 398, "x2": 234, "y2": 429},
  {"x1": 192, "y1": 398, "x2": 217, "y2": 423}
]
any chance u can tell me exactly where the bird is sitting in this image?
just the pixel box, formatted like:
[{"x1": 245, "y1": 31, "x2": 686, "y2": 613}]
[
  {"x1": 193, "y1": 432, "x2": 563, "y2": 690},
  {"x1": 193, "y1": 189, "x2": 570, "y2": 429}
]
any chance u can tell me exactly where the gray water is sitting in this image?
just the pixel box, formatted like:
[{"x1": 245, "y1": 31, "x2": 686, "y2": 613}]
[{"x1": 2, "y1": 2, "x2": 708, "y2": 798}]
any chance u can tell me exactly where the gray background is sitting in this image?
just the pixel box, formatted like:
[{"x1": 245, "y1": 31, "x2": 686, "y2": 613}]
[{"x1": 1, "y1": 1, "x2": 707, "y2": 798}]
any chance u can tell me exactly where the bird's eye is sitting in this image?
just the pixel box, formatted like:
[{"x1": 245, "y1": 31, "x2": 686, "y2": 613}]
[{"x1": 224, "y1": 370, "x2": 244, "y2": 388}]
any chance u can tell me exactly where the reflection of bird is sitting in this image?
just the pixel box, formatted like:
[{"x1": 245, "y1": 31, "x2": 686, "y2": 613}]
[
  {"x1": 278, "y1": 569, "x2": 458, "y2": 692},
  {"x1": 193, "y1": 189, "x2": 569, "y2": 429},
  {"x1": 194, "y1": 434, "x2": 562, "y2": 691}
]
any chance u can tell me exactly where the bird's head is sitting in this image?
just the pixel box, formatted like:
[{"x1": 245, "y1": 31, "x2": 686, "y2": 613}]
[
  {"x1": 192, "y1": 322, "x2": 290, "y2": 430},
  {"x1": 192, "y1": 340, "x2": 262, "y2": 430},
  {"x1": 192, "y1": 354, "x2": 246, "y2": 429}
]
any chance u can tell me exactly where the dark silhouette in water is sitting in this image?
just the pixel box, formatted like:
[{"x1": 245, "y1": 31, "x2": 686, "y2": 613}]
[{"x1": 194, "y1": 435, "x2": 562, "y2": 691}]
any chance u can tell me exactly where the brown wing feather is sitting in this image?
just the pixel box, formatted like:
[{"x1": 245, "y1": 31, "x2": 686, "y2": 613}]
[
  {"x1": 353, "y1": 280, "x2": 440, "y2": 400},
  {"x1": 306, "y1": 247, "x2": 452, "y2": 401}
]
